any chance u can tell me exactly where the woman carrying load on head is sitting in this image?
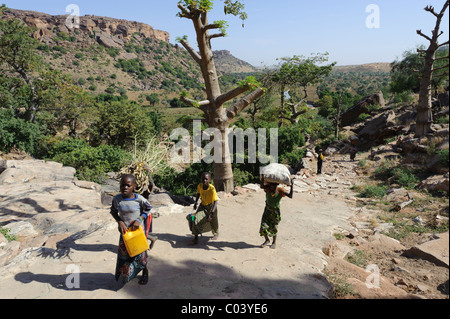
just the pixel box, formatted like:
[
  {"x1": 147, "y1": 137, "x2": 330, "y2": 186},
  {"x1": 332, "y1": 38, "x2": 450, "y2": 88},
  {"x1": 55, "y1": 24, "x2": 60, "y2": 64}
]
[{"x1": 259, "y1": 175, "x2": 293, "y2": 249}]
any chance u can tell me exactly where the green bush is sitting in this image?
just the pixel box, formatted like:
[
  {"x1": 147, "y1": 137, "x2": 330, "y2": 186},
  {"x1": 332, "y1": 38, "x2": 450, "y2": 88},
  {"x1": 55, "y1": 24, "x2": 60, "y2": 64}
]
[
  {"x1": 153, "y1": 162, "x2": 213, "y2": 196},
  {"x1": 41, "y1": 138, "x2": 131, "y2": 183},
  {"x1": 354, "y1": 184, "x2": 387, "y2": 198},
  {"x1": 357, "y1": 113, "x2": 371, "y2": 123},
  {"x1": 88, "y1": 100, "x2": 155, "y2": 148},
  {"x1": 280, "y1": 148, "x2": 306, "y2": 168},
  {"x1": 438, "y1": 149, "x2": 449, "y2": 167},
  {"x1": 0, "y1": 109, "x2": 43, "y2": 155},
  {"x1": 391, "y1": 167, "x2": 419, "y2": 189}
]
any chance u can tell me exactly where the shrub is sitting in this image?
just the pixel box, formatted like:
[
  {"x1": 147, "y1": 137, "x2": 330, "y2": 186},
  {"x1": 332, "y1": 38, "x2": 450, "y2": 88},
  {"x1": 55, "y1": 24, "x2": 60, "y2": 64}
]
[
  {"x1": 41, "y1": 138, "x2": 131, "y2": 183},
  {"x1": 0, "y1": 109, "x2": 43, "y2": 155},
  {"x1": 280, "y1": 148, "x2": 306, "y2": 168},
  {"x1": 354, "y1": 184, "x2": 387, "y2": 198},
  {"x1": 88, "y1": 100, "x2": 155, "y2": 148},
  {"x1": 438, "y1": 149, "x2": 449, "y2": 167},
  {"x1": 357, "y1": 113, "x2": 371, "y2": 123},
  {"x1": 391, "y1": 167, "x2": 419, "y2": 189}
]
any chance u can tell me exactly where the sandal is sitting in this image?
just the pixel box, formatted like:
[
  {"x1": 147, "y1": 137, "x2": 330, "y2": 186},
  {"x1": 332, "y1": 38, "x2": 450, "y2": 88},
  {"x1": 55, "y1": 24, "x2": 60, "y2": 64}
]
[{"x1": 139, "y1": 270, "x2": 149, "y2": 285}]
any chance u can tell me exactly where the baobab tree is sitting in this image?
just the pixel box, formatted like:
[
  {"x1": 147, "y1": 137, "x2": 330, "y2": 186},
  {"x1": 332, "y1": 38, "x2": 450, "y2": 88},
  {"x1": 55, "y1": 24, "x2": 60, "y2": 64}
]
[
  {"x1": 176, "y1": 0, "x2": 264, "y2": 192},
  {"x1": 415, "y1": 1, "x2": 449, "y2": 137}
]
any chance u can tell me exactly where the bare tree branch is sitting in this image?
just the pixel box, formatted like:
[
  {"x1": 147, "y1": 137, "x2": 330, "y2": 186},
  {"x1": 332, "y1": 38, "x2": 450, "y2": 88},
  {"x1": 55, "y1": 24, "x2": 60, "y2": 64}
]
[
  {"x1": 181, "y1": 96, "x2": 210, "y2": 111},
  {"x1": 417, "y1": 29, "x2": 432, "y2": 42},
  {"x1": 424, "y1": 5, "x2": 439, "y2": 17},
  {"x1": 179, "y1": 39, "x2": 202, "y2": 65},
  {"x1": 433, "y1": 63, "x2": 449, "y2": 72},
  {"x1": 209, "y1": 33, "x2": 225, "y2": 40},
  {"x1": 216, "y1": 85, "x2": 250, "y2": 106},
  {"x1": 225, "y1": 88, "x2": 264, "y2": 121},
  {"x1": 177, "y1": 4, "x2": 194, "y2": 19},
  {"x1": 438, "y1": 40, "x2": 449, "y2": 47},
  {"x1": 204, "y1": 23, "x2": 221, "y2": 31},
  {"x1": 435, "y1": 54, "x2": 450, "y2": 60}
]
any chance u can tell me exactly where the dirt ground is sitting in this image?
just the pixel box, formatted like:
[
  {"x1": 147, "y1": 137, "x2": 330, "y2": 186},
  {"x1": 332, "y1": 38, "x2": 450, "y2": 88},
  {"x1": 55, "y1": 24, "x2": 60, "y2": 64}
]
[{"x1": 0, "y1": 151, "x2": 448, "y2": 300}]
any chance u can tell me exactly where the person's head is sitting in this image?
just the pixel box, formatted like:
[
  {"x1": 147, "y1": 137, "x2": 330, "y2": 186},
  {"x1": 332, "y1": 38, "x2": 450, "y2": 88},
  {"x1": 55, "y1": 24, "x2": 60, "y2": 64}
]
[
  {"x1": 120, "y1": 174, "x2": 137, "y2": 198},
  {"x1": 201, "y1": 172, "x2": 211, "y2": 187},
  {"x1": 268, "y1": 182, "x2": 278, "y2": 193}
]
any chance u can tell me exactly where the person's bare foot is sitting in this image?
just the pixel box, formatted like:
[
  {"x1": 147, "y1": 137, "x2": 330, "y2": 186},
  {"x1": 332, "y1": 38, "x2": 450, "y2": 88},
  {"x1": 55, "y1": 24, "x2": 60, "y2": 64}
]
[
  {"x1": 139, "y1": 268, "x2": 148, "y2": 285},
  {"x1": 270, "y1": 242, "x2": 277, "y2": 249},
  {"x1": 189, "y1": 236, "x2": 199, "y2": 245},
  {"x1": 261, "y1": 240, "x2": 270, "y2": 248},
  {"x1": 211, "y1": 235, "x2": 219, "y2": 241},
  {"x1": 148, "y1": 235, "x2": 158, "y2": 249}
]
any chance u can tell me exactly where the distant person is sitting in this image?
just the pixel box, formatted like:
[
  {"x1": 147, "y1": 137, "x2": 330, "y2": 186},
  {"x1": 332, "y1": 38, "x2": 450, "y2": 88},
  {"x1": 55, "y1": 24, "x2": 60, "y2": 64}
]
[
  {"x1": 110, "y1": 174, "x2": 152, "y2": 285},
  {"x1": 317, "y1": 149, "x2": 324, "y2": 174},
  {"x1": 259, "y1": 176, "x2": 294, "y2": 249},
  {"x1": 187, "y1": 172, "x2": 219, "y2": 245},
  {"x1": 350, "y1": 145, "x2": 357, "y2": 161}
]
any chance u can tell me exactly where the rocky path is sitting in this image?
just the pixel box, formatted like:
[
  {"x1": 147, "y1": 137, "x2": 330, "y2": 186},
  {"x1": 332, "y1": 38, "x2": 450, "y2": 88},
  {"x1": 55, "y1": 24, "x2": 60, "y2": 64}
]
[
  {"x1": 0, "y1": 155, "x2": 447, "y2": 299},
  {"x1": 0, "y1": 157, "x2": 361, "y2": 299}
]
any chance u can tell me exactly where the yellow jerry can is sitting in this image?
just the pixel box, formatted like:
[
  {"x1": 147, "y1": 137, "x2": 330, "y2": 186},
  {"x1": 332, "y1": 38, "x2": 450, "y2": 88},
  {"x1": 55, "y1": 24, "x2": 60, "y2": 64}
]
[{"x1": 122, "y1": 225, "x2": 149, "y2": 257}]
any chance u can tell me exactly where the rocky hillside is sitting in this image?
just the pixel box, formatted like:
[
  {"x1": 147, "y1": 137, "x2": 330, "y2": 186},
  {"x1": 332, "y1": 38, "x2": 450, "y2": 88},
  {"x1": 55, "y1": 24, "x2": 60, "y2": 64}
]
[
  {"x1": 213, "y1": 50, "x2": 257, "y2": 74},
  {"x1": 332, "y1": 62, "x2": 391, "y2": 73},
  {"x1": 2, "y1": 8, "x2": 256, "y2": 99}
]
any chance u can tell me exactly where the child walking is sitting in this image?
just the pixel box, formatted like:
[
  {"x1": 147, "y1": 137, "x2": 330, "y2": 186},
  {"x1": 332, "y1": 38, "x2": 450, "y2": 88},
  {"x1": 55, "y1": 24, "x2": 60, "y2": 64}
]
[
  {"x1": 187, "y1": 172, "x2": 219, "y2": 245},
  {"x1": 110, "y1": 174, "x2": 152, "y2": 285},
  {"x1": 317, "y1": 149, "x2": 324, "y2": 174},
  {"x1": 259, "y1": 176, "x2": 293, "y2": 249}
]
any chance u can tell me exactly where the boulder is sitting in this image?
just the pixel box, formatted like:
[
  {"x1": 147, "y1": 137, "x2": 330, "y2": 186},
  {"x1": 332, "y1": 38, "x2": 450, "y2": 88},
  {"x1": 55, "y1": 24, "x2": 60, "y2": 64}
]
[
  {"x1": 403, "y1": 232, "x2": 449, "y2": 267},
  {"x1": 341, "y1": 91, "x2": 386, "y2": 127},
  {"x1": 3, "y1": 221, "x2": 38, "y2": 238},
  {"x1": 96, "y1": 31, "x2": 123, "y2": 48},
  {"x1": 418, "y1": 174, "x2": 449, "y2": 194},
  {"x1": 357, "y1": 110, "x2": 397, "y2": 141},
  {"x1": 147, "y1": 192, "x2": 175, "y2": 207}
]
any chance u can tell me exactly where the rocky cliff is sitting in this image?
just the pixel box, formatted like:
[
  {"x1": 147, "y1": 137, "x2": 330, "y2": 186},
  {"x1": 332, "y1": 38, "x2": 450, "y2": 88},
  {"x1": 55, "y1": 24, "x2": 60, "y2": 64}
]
[
  {"x1": 3, "y1": 8, "x2": 169, "y2": 46},
  {"x1": 213, "y1": 50, "x2": 257, "y2": 74}
]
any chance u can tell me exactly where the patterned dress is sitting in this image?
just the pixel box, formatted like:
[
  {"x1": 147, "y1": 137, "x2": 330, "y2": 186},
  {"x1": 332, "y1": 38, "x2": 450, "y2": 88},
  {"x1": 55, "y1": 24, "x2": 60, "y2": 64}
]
[
  {"x1": 187, "y1": 184, "x2": 219, "y2": 236},
  {"x1": 110, "y1": 193, "x2": 152, "y2": 284},
  {"x1": 259, "y1": 187, "x2": 286, "y2": 237}
]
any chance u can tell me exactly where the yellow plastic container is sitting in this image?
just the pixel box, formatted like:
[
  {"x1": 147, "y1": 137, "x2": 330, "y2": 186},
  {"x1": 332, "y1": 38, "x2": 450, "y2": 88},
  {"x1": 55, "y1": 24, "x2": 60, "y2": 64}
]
[{"x1": 122, "y1": 225, "x2": 149, "y2": 257}]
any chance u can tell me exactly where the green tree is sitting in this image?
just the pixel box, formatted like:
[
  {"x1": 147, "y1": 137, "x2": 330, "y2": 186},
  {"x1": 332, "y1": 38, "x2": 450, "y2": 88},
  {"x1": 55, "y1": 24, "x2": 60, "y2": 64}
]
[
  {"x1": 88, "y1": 100, "x2": 155, "y2": 148},
  {"x1": 272, "y1": 53, "x2": 336, "y2": 125},
  {"x1": 0, "y1": 5, "x2": 41, "y2": 122},
  {"x1": 146, "y1": 93, "x2": 160, "y2": 106}
]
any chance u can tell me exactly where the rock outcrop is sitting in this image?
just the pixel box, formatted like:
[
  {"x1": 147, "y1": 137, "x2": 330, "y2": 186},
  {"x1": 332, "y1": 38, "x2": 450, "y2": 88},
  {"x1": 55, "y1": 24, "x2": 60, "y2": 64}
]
[
  {"x1": 2, "y1": 8, "x2": 170, "y2": 44},
  {"x1": 213, "y1": 50, "x2": 257, "y2": 74},
  {"x1": 341, "y1": 91, "x2": 386, "y2": 127}
]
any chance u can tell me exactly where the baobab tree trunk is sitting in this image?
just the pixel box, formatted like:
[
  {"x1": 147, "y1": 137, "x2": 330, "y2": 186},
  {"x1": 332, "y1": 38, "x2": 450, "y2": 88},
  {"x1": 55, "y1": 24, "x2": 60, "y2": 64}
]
[
  {"x1": 415, "y1": 1, "x2": 449, "y2": 137},
  {"x1": 177, "y1": 2, "x2": 264, "y2": 192},
  {"x1": 416, "y1": 51, "x2": 435, "y2": 137}
]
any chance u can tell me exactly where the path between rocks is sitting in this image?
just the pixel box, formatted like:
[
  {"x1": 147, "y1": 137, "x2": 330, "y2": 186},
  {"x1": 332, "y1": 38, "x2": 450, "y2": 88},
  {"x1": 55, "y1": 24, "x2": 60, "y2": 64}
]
[{"x1": 0, "y1": 157, "x2": 364, "y2": 299}]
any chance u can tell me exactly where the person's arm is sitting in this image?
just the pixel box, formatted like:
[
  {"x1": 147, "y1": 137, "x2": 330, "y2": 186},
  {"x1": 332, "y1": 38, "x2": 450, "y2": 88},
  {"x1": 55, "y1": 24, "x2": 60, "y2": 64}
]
[
  {"x1": 130, "y1": 197, "x2": 152, "y2": 231},
  {"x1": 207, "y1": 200, "x2": 218, "y2": 222},
  {"x1": 110, "y1": 199, "x2": 127, "y2": 234},
  {"x1": 287, "y1": 178, "x2": 294, "y2": 199},
  {"x1": 193, "y1": 193, "x2": 200, "y2": 211}
]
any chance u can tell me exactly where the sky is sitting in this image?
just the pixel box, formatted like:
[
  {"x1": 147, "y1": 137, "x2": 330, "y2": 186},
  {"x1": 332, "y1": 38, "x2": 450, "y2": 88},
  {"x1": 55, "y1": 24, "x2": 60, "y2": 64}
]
[{"x1": 4, "y1": 0, "x2": 450, "y2": 67}]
